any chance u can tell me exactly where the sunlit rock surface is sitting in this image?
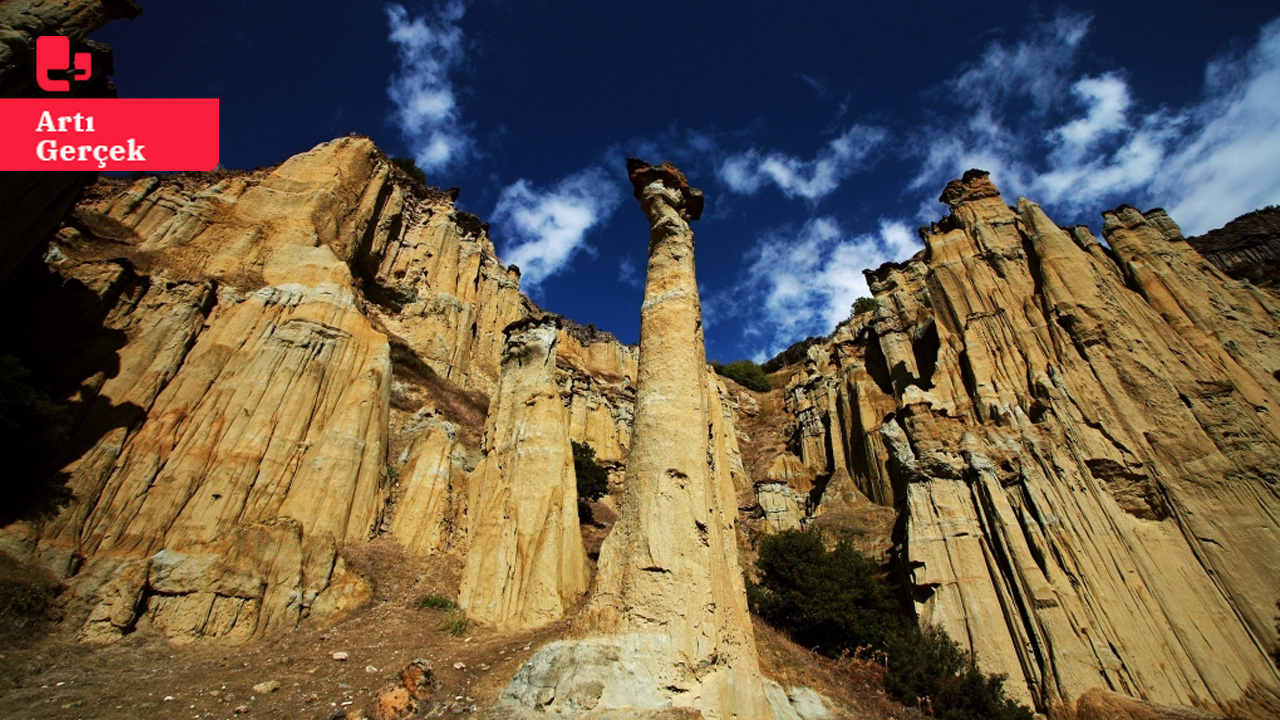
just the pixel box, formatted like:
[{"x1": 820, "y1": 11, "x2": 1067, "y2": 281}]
[
  {"x1": 0, "y1": 137, "x2": 537, "y2": 642},
  {"x1": 459, "y1": 316, "x2": 589, "y2": 630},
  {"x1": 771, "y1": 170, "x2": 1280, "y2": 717},
  {"x1": 503, "y1": 160, "x2": 771, "y2": 719}
]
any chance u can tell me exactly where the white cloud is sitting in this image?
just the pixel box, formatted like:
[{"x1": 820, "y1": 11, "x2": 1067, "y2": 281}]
[
  {"x1": 1156, "y1": 18, "x2": 1280, "y2": 233},
  {"x1": 617, "y1": 256, "x2": 642, "y2": 289},
  {"x1": 797, "y1": 73, "x2": 830, "y2": 98},
  {"x1": 719, "y1": 125, "x2": 888, "y2": 202},
  {"x1": 908, "y1": 11, "x2": 1095, "y2": 200},
  {"x1": 733, "y1": 218, "x2": 921, "y2": 361},
  {"x1": 627, "y1": 126, "x2": 723, "y2": 164},
  {"x1": 1053, "y1": 74, "x2": 1131, "y2": 162},
  {"x1": 911, "y1": 12, "x2": 1280, "y2": 235},
  {"x1": 952, "y1": 12, "x2": 1091, "y2": 117},
  {"x1": 493, "y1": 168, "x2": 623, "y2": 290},
  {"x1": 385, "y1": 1, "x2": 472, "y2": 173}
]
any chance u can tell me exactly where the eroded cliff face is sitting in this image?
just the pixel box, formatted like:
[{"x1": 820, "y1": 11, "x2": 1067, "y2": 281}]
[
  {"x1": 1186, "y1": 205, "x2": 1280, "y2": 293},
  {"x1": 768, "y1": 171, "x2": 1280, "y2": 717},
  {"x1": 0, "y1": 137, "x2": 537, "y2": 643},
  {"x1": 556, "y1": 322, "x2": 637, "y2": 474},
  {"x1": 0, "y1": 132, "x2": 715, "y2": 654},
  {"x1": 4, "y1": 81, "x2": 1269, "y2": 717}
]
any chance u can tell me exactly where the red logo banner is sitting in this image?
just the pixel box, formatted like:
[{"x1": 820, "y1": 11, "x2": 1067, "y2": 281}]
[{"x1": 0, "y1": 98, "x2": 220, "y2": 171}]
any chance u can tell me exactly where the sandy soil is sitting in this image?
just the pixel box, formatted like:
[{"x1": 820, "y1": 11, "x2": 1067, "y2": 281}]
[
  {"x1": 0, "y1": 382, "x2": 915, "y2": 720},
  {"x1": 0, "y1": 539, "x2": 571, "y2": 720}
]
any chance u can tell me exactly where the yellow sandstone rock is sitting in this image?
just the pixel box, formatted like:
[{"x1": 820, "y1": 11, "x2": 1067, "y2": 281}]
[
  {"x1": 458, "y1": 316, "x2": 589, "y2": 629},
  {"x1": 0, "y1": 137, "x2": 522, "y2": 642},
  {"x1": 775, "y1": 169, "x2": 1280, "y2": 717},
  {"x1": 557, "y1": 324, "x2": 637, "y2": 467},
  {"x1": 504, "y1": 160, "x2": 771, "y2": 720},
  {"x1": 387, "y1": 414, "x2": 468, "y2": 557}
]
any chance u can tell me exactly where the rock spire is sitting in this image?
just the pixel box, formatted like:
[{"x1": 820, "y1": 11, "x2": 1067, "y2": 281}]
[
  {"x1": 458, "y1": 315, "x2": 589, "y2": 629},
  {"x1": 502, "y1": 160, "x2": 771, "y2": 718}
]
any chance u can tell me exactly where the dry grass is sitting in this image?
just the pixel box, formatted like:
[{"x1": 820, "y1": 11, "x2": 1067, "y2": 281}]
[
  {"x1": 0, "y1": 552, "x2": 63, "y2": 650},
  {"x1": 808, "y1": 507, "x2": 899, "y2": 563},
  {"x1": 732, "y1": 376, "x2": 792, "y2": 485},
  {"x1": 414, "y1": 368, "x2": 489, "y2": 449},
  {"x1": 753, "y1": 617, "x2": 907, "y2": 720},
  {"x1": 0, "y1": 537, "x2": 576, "y2": 720},
  {"x1": 374, "y1": 319, "x2": 490, "y2": 449},
  {"x1": 579, "y1": 499, "x2": 620, "y2": 566}
]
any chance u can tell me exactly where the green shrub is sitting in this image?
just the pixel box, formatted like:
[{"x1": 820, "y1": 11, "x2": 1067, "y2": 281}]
[
  {"x1": 886, "y1": 625, "x2": 1033, "y2": 720},
  {"x1": 438, "y1": 611, "x2": 468, "y2": 637},
  {"x1": 852, "y1": 296, "x2": 876, "y2": 316},
  {"x1": 712, "y1": 359, "x2": 772, "y2": 392},
  {"x1": 884, "y1": 624, "x2": 966, "y2": 705},
  {"x1": 414, "y1": 593, "x2": 457, "y2": 610},
  {"x1": 748, "y1": 528, "x2": 1033, "y2": 720},
  {"x1": 572, "y1": 441, "x2": 609, "y2": 501},
  {"x1": 747, "y1": 529, "x2": 901, "y2": 656},
  {"x1": 390, "y1": 156, "x2": 427, "y2": 186}
]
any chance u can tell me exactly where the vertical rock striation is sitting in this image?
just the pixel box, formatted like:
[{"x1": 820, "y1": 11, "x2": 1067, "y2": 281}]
[
  {"x1": 0, "y1": 133, "x2": 752, "y2": 653},
  {"x1": 459, "y1": 316, "x2": 589, "y2": 629},
  {"x1": 503, "y1": 161, "x2": 770, "y2": 719},
  {"x1": 770, "y1": 170, "x2": 1280, "y2": 718},
  {"x1": 556, "y1": 322, "x2": 637, "y2": 471},
  {"x1": 0, "y1": 137, "x2": 532, "y2": 643}
]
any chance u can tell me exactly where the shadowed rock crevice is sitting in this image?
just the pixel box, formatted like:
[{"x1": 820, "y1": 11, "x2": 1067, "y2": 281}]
[
  {"x1": 0, "y1": 252, "x2": 174, "y2": 528},
  {"x1": 0, "y1": 0, "x2": 141, "y2": 285},
  {"x1": 864, "y1": 333, "x2": 895, "y2": 396}
]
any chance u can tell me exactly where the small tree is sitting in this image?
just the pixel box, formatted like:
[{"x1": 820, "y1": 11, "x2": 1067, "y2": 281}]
[
  {"x1": 390, "y1": 156, "x2": 427, "y2": 186},
  {"x1": 748, "y1": 529, "x2": 901, "y2": 655},
  {"x1": 747, "y1": 527, "x2": 1034, "y2": 720},
  {"x1": 886, "y1": 626, "x2": 1033, "y2": 720},
  {"x1": 713, "y1": 359, "x2": 772, "y2": 392},
  {"x1": 572, "y1": 440, "x2": 609, "y2": 501},
  {"x1": 852, "y1": 296, "x2": 876, "y2": 316}
]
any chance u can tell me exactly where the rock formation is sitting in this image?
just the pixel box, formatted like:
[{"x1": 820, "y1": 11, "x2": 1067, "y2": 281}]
[
  {"x1": 4, "y1": 22, "x2": 1273, "y2": 711},
  {"x1": 768, "y1": 170, "x2": 1280, "y2": 718},
  {"x1": 502, "y1": 160, "x2": 771, "y2": 719},
  {"x1": 0, "y1": 130, "x2": 750, "y2": 653},
  {"x1": 557, "y1": 321, "x2": 637, "y2": 471},
  {"x1": 458, "y1": 316, "x2": 589, "y2": 629},
  {"x1": 0, "y1": 136, "x2": 539, "y2": 642},
  {"x1": 1186, "y1": 205, "x2": 1280, "y2": 292},
  {"x1": 754, "y1": 453, "x2": 812, "y2": 533},
  {"x1": 385, "y1": 413, "x2": 468, "y2": 557}
]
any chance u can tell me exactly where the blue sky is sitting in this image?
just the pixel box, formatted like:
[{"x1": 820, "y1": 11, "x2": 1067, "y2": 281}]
[{"x1": 96, "y1": 3, "x2": 1280, "y2": 362}]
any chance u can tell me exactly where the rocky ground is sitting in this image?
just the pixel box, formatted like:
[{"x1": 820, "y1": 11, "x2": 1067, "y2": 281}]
[
  {"x1": 0, "y1": 536, "x2": 918, "y2": 720},
  {"x1": 0, "y1": 539, "x2": 567, "y2": 720}
]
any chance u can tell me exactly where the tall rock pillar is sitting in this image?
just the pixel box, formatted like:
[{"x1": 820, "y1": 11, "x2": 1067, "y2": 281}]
[
  {"x1": 503, "y1": 161, "x2": 771, "y2": 719},
  {"x1": 459, "y1": 316, "x2": 589, "y2": 629}
]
